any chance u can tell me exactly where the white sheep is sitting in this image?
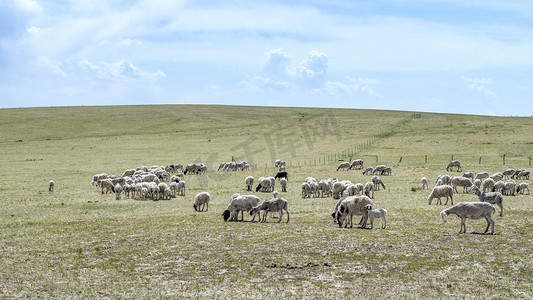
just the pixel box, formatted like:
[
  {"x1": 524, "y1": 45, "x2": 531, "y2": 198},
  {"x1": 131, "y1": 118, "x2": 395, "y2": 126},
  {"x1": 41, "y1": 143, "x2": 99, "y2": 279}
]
[
  {"x1": 337, "y1": 162, "x2": 351, "y2": 171},
  {"x1": 331, "y1": 181, "x2": 346, "y2": 199},
  {"x1": 301, "y1": 182, "x2": 312, "y2": 198},
  {"x1": 364, "y1": 181, "x2": 375, "y2": 199},
  {"x1": 250, "y1": 197, "x2": 290, "y2": 223},
  {"x1": 420, "y1": 177, "x2": 428, "y2": 190},
  {"x1": 114, "y1": 183, "x2": 123, "y2": 200},
  {"x1": 123, "y1": 184, "x2": 132, "y2": 199},
  {"x1": 517, "y1": 182, "x2": 530, "y2": 195},
  {"x1": 427, "y1": 185, "x2": 454, "y2": 205},
  {"x1": 373, "y1": 165, "x2": 387, "y2": 175},
  {"x1": 475, "y1": 172, "x2": 489, "y2": 181},
  {"x1": 514, "y1": 170, "x2": 530, "y2": 180},
  {"x1": 48, "y1": 180, "x2": 55, "y2": 192},
  {"x1": 490, "y1": 172, "x2": 503, "y2": 182},
  {"x1": 440, "y1": 202, "x2": 495, "y2": 234},
  {"x1": 245, "y1": 176, "x2": 254, "y2": 191},
  {"x1": 169, "y1": 181, "x2": 178, "y2": 198},
  {"x1": 473, "y1": 179, "x2": 482, "y2": 189},
  {"x1": 362, "y1": 167, "x2": 374, "y2": 175},
  {"x1": 482, "y1": 178, "x2": 495, "y2": 192},
  {"x1": 193, "y1": 192, "x2": 210, "y2": 211},
  {"x1": 371, "y1": 176, "x2": 386, "y2": 190},
  {"x1": 222, "y1": 194, "x2": 261, "y2": 222},
  {"x1": 280, "y1": 178, "x2": 287, "y2": 192},
  {"x1": 502, "y1": 180, "x2": 516, "y2": 196},
  {"x1": 502, "y1": 169, "x2": 515, "y2": 179},
  {"x1": 446, "y1": 160, "x2": 462, "y2": 172},
  {"x1": 177, "y1": 181, "x2": 186, "y2": 196},
  {"x1": 349, "y1": 159, "x2": 364, "y2": 170},
  {"x1": 335, "y1": 195, "x2": 373, "y2": 228},
  {"x1": 369, "y1": 208, "x2": 387, "y2": 229},
  {"x1": 462, "y1": 172, "x2": 475, "y2": 181},
  {"x1": 451, "y1": 176, "x2": 472, "y2": 193},
  {"x1": 468, "y1": 185, "x2": 504, "y2": 217},
  {"x1": 100, "y1": 179, "x2": 114, "y2": 194},
  {"x1": 435, "y1": 174, "x2": 451, "y2": 186}
]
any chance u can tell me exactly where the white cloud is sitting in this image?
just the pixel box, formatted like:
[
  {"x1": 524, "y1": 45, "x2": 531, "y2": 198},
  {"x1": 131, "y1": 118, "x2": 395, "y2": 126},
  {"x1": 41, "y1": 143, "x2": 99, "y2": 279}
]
[
  {"x1": 462, "y1": 76, "x2": 498, "y2": 98},
  {"x1": 79, "y1": 59, "x2": 166, "y2": 81},
  {"x1": 347, "y1": 77, "x2": 382, "y2": 98}
]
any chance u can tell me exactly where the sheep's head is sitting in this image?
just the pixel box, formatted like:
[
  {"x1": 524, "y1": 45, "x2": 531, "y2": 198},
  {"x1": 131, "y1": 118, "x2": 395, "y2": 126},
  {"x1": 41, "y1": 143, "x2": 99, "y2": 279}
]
[
  {"x1": 222, "y1": 210, "x2": 231, "y2": 221},
  {"x1": 193, "y1": 204, "x2": 198, "y2": 211},
  {"x1": 440, "y1": 210, "x2": 449, "y2": 223},
  {"x1": 250, "y1": 207, "x2": 258, "y2": 216},
  {"x1": 427, "y1": 195, "x2": 433, "y2": 205},
  {"x1": 366, "y1": 204, "x2": 373, "y2": 212}
]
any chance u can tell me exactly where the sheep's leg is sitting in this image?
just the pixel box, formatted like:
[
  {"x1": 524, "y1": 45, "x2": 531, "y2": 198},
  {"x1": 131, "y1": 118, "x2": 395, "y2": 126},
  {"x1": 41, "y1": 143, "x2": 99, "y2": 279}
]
[
  {"x1": 369, "y1": 215, "x2": 374, "y2": 229},
  {"x1": 460, "y1": 217, "x2": 466, "y2": 233},
  {"x1": 278, "y1": 209, "x2": 283, "y2": 223},
  {"x1": 285, "y1": 209, "x2": 290, "y2": 223},
  {"x1": 382, "y1": 216, "x2": 386, "y2": 229}
]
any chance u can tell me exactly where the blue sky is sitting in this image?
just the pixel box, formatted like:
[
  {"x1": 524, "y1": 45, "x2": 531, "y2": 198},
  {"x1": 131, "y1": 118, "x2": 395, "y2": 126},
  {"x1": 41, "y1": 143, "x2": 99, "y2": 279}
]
[{"x1": 1, "y1": 0, "x2": 533, "y2": 115}]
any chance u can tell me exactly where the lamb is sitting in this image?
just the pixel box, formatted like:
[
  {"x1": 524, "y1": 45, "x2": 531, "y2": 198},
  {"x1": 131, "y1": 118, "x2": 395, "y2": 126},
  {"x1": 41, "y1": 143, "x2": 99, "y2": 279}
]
[
  {"x1": 274, "y1": 171, "x2": 288, "y2": 181},
  {"x1": 193, "y1": 192, "x2": 210, "y2": 211},
  {"x1": 349, "y1": 159, "x2": 364, "y2": 170},
  {"x1": 427, "y1": 185, "x2": 453, "y2": 205},
  {"x1": 517, "y1": 182, "x2": 530, "y2": 195},
  {"x1": 462, "y1": 172, "x2": 475, "y2": 181},
  {"x1": 475, "y1": 172, "x2": 489, "y2": 181},
  {"x1": 362, "y1": 167, "x2": 374, "y2": 175},
  {"x1": 371, "y1": 176, "x2": 386, "y2": 190},
  {"x1": 141, "y1": 187, "x2": 148, "y2": 200},
  {"x1": 134, "y1": 183, "x2": 143, "y2": 199},
  {"x1": 250, "y1": 197, "x2": 290, "y2": 223},
  {"x1": 222, "y1": 194, "x2": 261, "y2": 222},
  {"x1": 446, "y1": 160, "x2": 462, "y2": 172},
  {"x1": 245, "y1": 176, "x2": 254, "y2": 191},
  {"x1": 451, "y1": 176, "x2": 472, "y2": 193},
  {"x1": 114, "y1": 183, "x2": 123, "y2": 200},
  {"x1": 335, "y1": 195, "x2": 373, "y2": 228},
  {"x1": 280, "y1": 178, "x2": 287, "y2": 192},
  {"x1": 369, "y1": 208, "x2": 387, "y2": 229},
  {"x1": 468, "y1": 185, "x2": 504, "y2": 217},
  {"x1": 482, "y1": 178, "x2": 495, "y2": 192},
  {"x1": 337, "y1": 162, "x2": 351, "y2": 171},
  {"x1": 421, "y1": 177, "x2": 428, "y2": 190},
  {"x1": 381, "y1": 167, "x2": 392, "y2": 176},
  {"x1": 364, "y1": 181, "x2": 375, "y2": 199},
  {"x1": 440, "y1": 202, "x2": 495, "y2": 234},
  {"x1": 48, "y1": 180, "x2": 55, "y2": 192}
]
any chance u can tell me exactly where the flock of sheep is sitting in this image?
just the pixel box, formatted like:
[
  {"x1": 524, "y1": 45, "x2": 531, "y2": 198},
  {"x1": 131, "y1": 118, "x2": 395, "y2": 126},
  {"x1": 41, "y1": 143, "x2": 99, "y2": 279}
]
[{"x1": 46, "y1": 157, "x2": 530, "y2": 234}]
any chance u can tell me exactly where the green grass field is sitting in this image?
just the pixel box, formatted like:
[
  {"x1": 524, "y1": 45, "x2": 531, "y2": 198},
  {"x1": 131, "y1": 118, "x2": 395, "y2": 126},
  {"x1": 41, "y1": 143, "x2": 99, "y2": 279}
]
[{"x1": 0, "y1": 105, "x2": 532, "y2": 298}]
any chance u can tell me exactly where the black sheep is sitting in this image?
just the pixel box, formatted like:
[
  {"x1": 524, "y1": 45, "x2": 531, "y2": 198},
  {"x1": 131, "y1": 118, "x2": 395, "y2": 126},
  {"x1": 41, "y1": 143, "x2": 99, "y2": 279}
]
[{"x1": 274, "y1": 171, "x2": 288, "y2": 181}]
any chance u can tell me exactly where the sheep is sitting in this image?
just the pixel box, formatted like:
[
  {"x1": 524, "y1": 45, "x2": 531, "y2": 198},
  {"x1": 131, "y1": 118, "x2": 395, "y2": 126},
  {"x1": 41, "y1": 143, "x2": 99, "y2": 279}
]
[
  {"x1": 218, "y1": 162, "x2": 227, "y2": 171},
  {"x1": 177, "y1": 181, "x2": 186, "y2": 196},
  {"x1": 354, "y1": 183, "x2": 364, "y2": 195},
  {"x1": 475, "y1": 172, "x2": 489, "y2": 181},
  {"x1": 371, "y1": 176, "x2": 386, "y2": 191},
  {"x1": 335, "y1": 195, "x2": 373, "y2": 228},
  {"x1": 337, "y1": 162, "x2": 351, "y2": 171},
  {"x1": 381, "y1": 167, "x2": 392, "y2": 176},
  {"x1": 183, "y1": 163, "x2": 199, "y2": 175},
  {"x1": 278, "y1": 165, "x2": 286, "y2": 172},
  {"x1": 373, "y1": 165, "x2": 386, "y2": 175},
  {"x1": 502, "y1": 180, "x2": 516, "y2": 196},
  {"x1": 255, "y1": 177, "x2": 274, "y2": 192},
  {"x1": 492, "y1": 180, "x2": 504, "y2": 193},
  {"x1": 123, "y1": 184, "x2": 132, "y2": 199},
  {"x1": 92, "y1": 173, "x2": 108, "y2": 186},
  {"x1": 318, "y1": 180, "x2": 331, "y2": 197},
  {"x1": 100, "y1": 179, "x2": 115, "y2": 194},
  {"x1": 440, "y1": 202, "x2": 495, "y2": 234},
  {"x1": 158, "y1": 183, "x2": 169, "y2": 200},
  {"x1": 332, "y1": 181, "x2": 346, "y2": 199},
  {"x1": 48, "y1": 180, "x2": 55, "y2": 192},
  {"x1": 490, "y1": 172, "x2": 503, "y2": 182},
  {"x1": 134, "y1": 183, "x2": 143, "y2": 199},
  {"x1": 250, "y1": 197, "x2": 290, "y2": 223},
  {"x1": 451, "y1": 176, "x2": 472, "y2": 193},
  {"x1": 369, "y1": 208, "x2": 387, "y2": 229},
  {"x1": 364, "y1": 181, "x2": 375, "y2": 199},
  {"x1": 473, "y1": 179, "x2": 482, "y2": 189},
  {"x1": 421, "y1": 177, "x2": 428, "y2": 190},
  {"x1": 343, "y1": 184, "x2": 358, "y2": 197},
  {"x1": 514, "y1": 170, "x2": 530, "y2": 180},
  {"x1": 502, "y1": 169, "x2": 515, "y2": 179},
  {"x1": 222, "y1": 194, "x2": 261, "y2": 222},
  {"x1": 141, "y1": 187, "x2": 148, "y2": 200},
  {"x1": 142, "y1": 174, "x2": 157, "y2": 182},
  {"x1": 435, "y1": 174, "x2": 452, "y2": 186},
  {"x1": 274, "y1": 159, "x2": 282, "y2": 167},
  {"x1": 482, "y1": 178, "x2": 495, "y2": 192},
  {"x1": 245, "y1": 176, "x2": 254, "y2": 191},
  {"x1": 114, "y1": 183, "x2": 123, "y2": 200},
  {"x1": 274, "y1": 171, "x2": 288, "y2": 181},
  {"x1": 169, "y1": 181, "x2": 178, "y2": 198},
  {"x1": 301, "y1": 182, "x2": 312, "y2": 198},
  {"x1": 446, "y1": 160, "x2": 462, "y2": 172},
  {"x1": 427, "y1": 185, "x2": 453, "y2": 205},
  {"x1": 122, "y1": 169, "x2": 136, "y2": 178},
  {"x1": 193, "y1": 192, "x2": 210, "y2": 211},
  {"x1": 280, "y1": 178, "x2": 287, "y2": 192},
  {"x1": 517, "y1": 182, "x2": 530, "y2": 195},
  {"x1": 468, "y1": 185, "x2": 504, "y2": 217},
  {"x1": 349, "y1": 159, "x2": 364, "y2": 170},
  {"x1": 462, "y1": 172, "x2": 475, "y2": 181},
  {"x1": 362, "y1": 167, "x2": 374, "y2": 175}
]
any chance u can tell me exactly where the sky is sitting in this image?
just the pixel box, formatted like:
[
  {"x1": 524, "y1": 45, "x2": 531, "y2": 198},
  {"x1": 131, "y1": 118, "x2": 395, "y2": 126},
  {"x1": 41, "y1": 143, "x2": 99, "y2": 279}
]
[{"x1": 1, "y1": 0, "x2": 533, "y2": 116}]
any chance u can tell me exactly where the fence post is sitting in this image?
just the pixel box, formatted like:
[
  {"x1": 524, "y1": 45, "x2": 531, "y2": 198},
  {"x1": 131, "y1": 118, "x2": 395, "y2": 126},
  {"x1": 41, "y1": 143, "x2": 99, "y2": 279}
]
[
  {"x1": 503, "y1": 154, "x2": 506, "y2": 165},
  {"x1": 479, "y1": 156, "x2": 482, "y2": 164},
  {"x1": 399, "y1": 157, "x2": 402, "y2": 163},
  {"x1": 529, "y1": 156, "x2": 531, "y2": 166},
  {"x1": 425, "y1": 155, "x2": 427, "y2": 164},
  {"x1": 451, "y1": 154, "x2": 454, "y2": 161}
]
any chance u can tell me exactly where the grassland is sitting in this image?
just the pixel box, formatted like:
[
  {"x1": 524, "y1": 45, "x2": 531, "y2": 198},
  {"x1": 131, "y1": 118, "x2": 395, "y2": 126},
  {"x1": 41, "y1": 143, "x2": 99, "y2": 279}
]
[{"x1": 0, "y1": 105, "x2": 532, "y2": 299}]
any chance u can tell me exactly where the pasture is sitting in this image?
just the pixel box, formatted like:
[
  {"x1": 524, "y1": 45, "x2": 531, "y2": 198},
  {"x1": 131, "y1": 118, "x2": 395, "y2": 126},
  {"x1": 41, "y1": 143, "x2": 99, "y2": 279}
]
[{"x1": 0, "y1": 105, "x2": 532, "y2": 298}]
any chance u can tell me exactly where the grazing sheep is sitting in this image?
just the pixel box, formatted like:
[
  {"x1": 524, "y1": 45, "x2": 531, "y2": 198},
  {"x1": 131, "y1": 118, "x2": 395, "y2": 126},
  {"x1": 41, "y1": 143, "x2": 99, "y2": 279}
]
[
  {"x1": 134, "y1": 183, "x2": 143, "y2": 199},
  {"x1": 100, "y1": 179, "x2": 115, "y2": 194},
  {"x1": 371, "y1": 176, "x2": 386, "y2": 191},
  {"x1": 92, "y1": 173, "x2": 108, "y2": 186},
  {"x1": 482, "y1": 178, "x2": 495, "y2": 192},
  {"x1": 473, "y1": 179, "x2": 482, "y2": 189},
  {"x1": 364, "y1": 181, "x2": 375, "y2": 199},
  {"x1": 475, "y1": 172, "x2": 489, "y2": 181},
  {"x1": 349, "y1": 159, "x2": 364, "y2": 170},
  {"x1": 141, "y1": 187, "x2": 148, "y2": 200},
  {"x1": 114, "y1": 183, "x2": 123, "y2": 200},
  {"x1": 250, "y1": 197, "x2": 290, "y2": 223},
  {"x1": 373, "y1": 165, "x2": 387, "y2": 175},
  {"x1": 48, "y1": 180, "x2": 55, "y2": 192},
  {"x1": 148, "y1": 183, "x2": 159, "y2": 200},
  {"x1": 274, "y1": 171, "x2": 288, "y2": 181},
  {"x1": 514, "y1": 170, "x2": 530, "y2": 180},
  {"x1": 332, "y1": 181, "x2": 346, "y2": 199},
  {"x1": 255, "y1": 177, "x2": 274, "y2": 192},
  {"x1": 193, "y1": 192, "x2": 210, "y2": 211},
  {"x1": 177, "y1": 181, "x2": 186, "y2": 196},
  {"x1": 222, "y1": 194, "x2": 261, "y2": 222},
  {"x1": 490, "y1": 172, "x2": 504, "y2": 182},
  {"x1": 492, "y1": 180, "x2": 504, "y2": 193},
  {"x1": 502, "y1": 169, "x2": 515, "y2": 179},
  {"x1": 435, "y1": 174, "x2": 452, "y2": 186},
  {"x1": 280, "y1": 178, "x2": 287, "y2": 192},
  {"x1": 274, "y1": 159, "x2": 282, "y2": 167},
  {"x1": 301, "y1": 182, "x2": 312, "y2": 198},
  {"x1": 122, "y1": 169, "x2": 136, "y2": 178},
  {"x1": 318, "y1": 180, "x2": 331, "y2": 197},
  {"x1": 502, "y1": 180, "x2": 516, "y2": 196},
  {"x1": 335, "y1": 195, "x2": 373, "y2": 228},
  {"x1": 468, "y1": 185, "x2": 504, "y2": 217},
  {"x1": 451, "y1": 176, "x2": 473, "y2": 193},
  {"x1": 123, "y1": 184, "x2": 132, "y2": 199},
  {"x1": 169, "y1": 182, "x2": 178, "y2": 198},
  {"x1": 183, "y1": 163, "x2": 199, "y2": 175},
  {"x1": 440, "y1": 202, "x2": 495, "y2": 234},
  {"x1": 245, "y1": 176, "x2": 254, "y2": 191},
  {"x1": 421, "y1": 177, "x2": 428, "y2": 190},
  {"x1": 362, "y1": 167, "x2": 374, "y2": 175},
  {"x1": 158, "y1": 182, "x2": 169, "y2": 200},
  {"x1": 142, "y1": 174, "x2": 157, "y2": 182},
  {"x1": 462, "y1": 172, "x2": 475, "y2": 181},
  {"x1": 337, "y1": 162, "x2": 351, "y2": 171},
  {"x1": 369, "y1": 208, "x2": 387, "y2": 229},
  {"x1": 427, "y1": 185, "x2": 454, "y2": 205},
  {"x1": 517, "y1": 182, "x2": 530, "y2": 195},
  {"x1": 446, "y1": 160, "x2": 462, "y2": 172}
]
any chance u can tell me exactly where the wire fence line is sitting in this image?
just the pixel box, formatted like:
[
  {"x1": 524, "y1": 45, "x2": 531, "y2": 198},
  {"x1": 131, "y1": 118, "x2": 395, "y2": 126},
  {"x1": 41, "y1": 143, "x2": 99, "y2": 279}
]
[{"x1": 250, "y1": 113, "x2": 532, "y2": 169}]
